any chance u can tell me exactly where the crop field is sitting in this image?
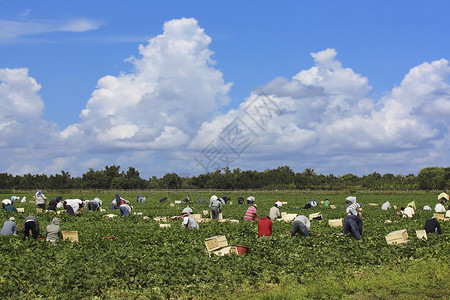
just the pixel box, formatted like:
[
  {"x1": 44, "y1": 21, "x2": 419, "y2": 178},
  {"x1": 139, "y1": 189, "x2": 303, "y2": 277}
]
[{"x1": 0, "y1": 190, "x2": 449, "y2": 299}]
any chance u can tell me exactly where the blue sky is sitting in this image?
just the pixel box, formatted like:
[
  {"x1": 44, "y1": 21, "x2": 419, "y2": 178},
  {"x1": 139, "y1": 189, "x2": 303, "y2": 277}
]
[{"x1": 0, "y1": 0, "x2": 449, "y2": 178}]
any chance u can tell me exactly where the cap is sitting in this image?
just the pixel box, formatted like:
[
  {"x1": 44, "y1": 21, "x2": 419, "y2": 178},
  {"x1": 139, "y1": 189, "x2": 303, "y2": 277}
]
[
  {"x1": 9, "y1": 217, "x2": 15, "y2": 221},
  {"x1": 253, "y1": 204, "x2": 257, "y2": 208}
]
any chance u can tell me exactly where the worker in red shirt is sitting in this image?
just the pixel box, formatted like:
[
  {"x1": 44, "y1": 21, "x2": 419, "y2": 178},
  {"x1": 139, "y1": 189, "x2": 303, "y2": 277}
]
[{"x1": 257, "y1": 216, "x2": 272, "y2": 238}]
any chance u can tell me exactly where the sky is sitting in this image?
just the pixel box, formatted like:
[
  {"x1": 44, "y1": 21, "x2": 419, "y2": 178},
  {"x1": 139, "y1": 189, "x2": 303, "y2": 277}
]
[{"x1": 0, "y1": 0, "x2": 449, "y2": 179}]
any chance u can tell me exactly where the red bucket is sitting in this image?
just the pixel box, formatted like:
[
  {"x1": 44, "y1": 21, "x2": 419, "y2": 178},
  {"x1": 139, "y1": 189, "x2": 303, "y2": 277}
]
[{"x1": 232, "y1": 244, "x2": 248, "y2": 255}]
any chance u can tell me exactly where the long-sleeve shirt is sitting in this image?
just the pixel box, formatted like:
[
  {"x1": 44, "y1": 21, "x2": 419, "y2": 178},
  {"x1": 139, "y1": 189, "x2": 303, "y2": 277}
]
[
  {"x1": 257, "y1": 217, "x2": 272, "y2": 237},
  {"x1": 424, "y1": 219, "x2": 441, "y2": 234},
  {"x1": 244, "y1": 205, "x2": 257, "y2": 221},
  {"x1": 269, "y1": 206, "x2": 281, "y2": 221},
  {"x1": 1, "y1": 220, "x2": 16, "y2": 235},
  {"x1": 293, "y1": 215, "x2": 310, "y2": 231}
]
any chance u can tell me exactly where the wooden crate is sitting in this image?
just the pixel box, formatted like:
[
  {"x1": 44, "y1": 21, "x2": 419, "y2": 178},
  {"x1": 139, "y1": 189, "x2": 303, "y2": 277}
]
[
  {"x1": 205, "y1": 235, "x2": 228, "y2": 252},
  {"x1": 170, "y1": 203, "x2": 175, "y2": 207},
  {"x1": 385, "y1": 229, "x2": 408, "y2": 245},
  {"x1": 218, "y1": 213, "x2": 223, "y2": 220},
  {"x1": 328, "y1": 218, "x2": 343, "y2": 227},
  {"x1": 330, "y1": 205, "x2": 336, "y2": 209},
  {"x1": 16, "y1": 207, "x2": 24, "y2": 213},
  {"x1": 368, "y1": 203, "x2": 379, "y2": 206},
  {"x1": 62, "y1": 231, "x2": 79, "y2": 242},
  {"x1": 282, "y1": 213, "x2": 297, "y2": 222},
  {"x1": 445, "y1": 211, "x2": 450, "y2": 218},
  {"x1": 36, "y1": 208, "x2": 43, "y2": 213},
  {"x1": 191, "y1": 214, "x2": 202, "y2": 222},
  {"x1": 174, "y1": 201, "x2": 181, "y2": 204},
  {"x1": 202, "y1": 210, "x2": 209, "y2": 216},
  {"x1": 210, "y1": 245, "x2": 235, "y2": 256},
  {"x1": 159, "y1": 224, "x2": 171, "y2": 228},
  {"x1": 434, "y1": 213, "x2": 445, "y2": 220},
  {"x1": 153, "y1": 217, "x2": 168, "y2": 222},
  {"x1": 416, "y1": 230, "x2": 427, "y2": 240},
  {"x1": 309, "y1": 212, "x2": 322, "y2": 220}
]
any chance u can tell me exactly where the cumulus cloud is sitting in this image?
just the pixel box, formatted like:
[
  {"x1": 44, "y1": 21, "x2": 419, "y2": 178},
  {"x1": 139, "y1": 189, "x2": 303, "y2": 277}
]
[
  {"x1": 190, "y1": 49, "x2": 449, "y2": 175},
  {"x1": 1, "y1": 17, "x2": 448, "y2": 177},
  {"x1": 61, "y1": 17, "x2": 232, "y2": 153}
]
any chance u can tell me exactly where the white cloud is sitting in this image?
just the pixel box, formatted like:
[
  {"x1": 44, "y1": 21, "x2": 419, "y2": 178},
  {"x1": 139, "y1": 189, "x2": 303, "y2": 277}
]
[
  {"x1": 0, "y1": 17, "x2": 102, "y2": 39},
  {"x1": 63, "y1": 17, "x2": 232, "y2": 153},
  {"x1": 190, "y1": 49, "x2": 449, "y2": 175},
  {"x1": 0, "y1": 17, "x2": 448, "y2": 178}
]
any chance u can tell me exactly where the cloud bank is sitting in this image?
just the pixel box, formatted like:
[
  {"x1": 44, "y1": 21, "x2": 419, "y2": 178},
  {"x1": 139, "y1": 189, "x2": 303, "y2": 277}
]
[{"x1": 0, "y1": 18, "x2": 448, "y2": 177}]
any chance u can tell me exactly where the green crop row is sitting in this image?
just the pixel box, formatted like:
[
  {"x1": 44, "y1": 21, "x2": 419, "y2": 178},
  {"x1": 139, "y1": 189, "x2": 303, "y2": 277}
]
[{"x1": 0, "y1": 190, "x2": 448, "y2": 299}]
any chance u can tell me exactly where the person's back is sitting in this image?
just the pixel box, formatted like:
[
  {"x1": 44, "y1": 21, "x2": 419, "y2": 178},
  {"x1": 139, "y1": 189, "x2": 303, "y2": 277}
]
[
  {"x1": 291, "y1": 215, "x2": 310, "y2": 237},
  {"x1": 424, "y1": 218, "x2": 441, "y2": 234},
  {"x1": 4, "y1": 204, "x2": 17, "y2": 212},
  {"x1": 269, "y1": 205, "x2": 280, "y2": 221},
  {"x1": 381, "y1": 201, "x2": 391, "y2": 211},
  {"x1": 1, "y1": 218, "x2": 17, "y2": 235},
  {"x1": 244, "y1": 205, "x2": 257, "y2": 221},
  {"x1": 46, "y1": 218, "x2": 61, "y2": 242},
  {"x1": 434, "y1": 202, "x2": 446, "y2": 213},
  {"x1": 182, "y1": 216, "x2": 199, "y2": 229},
  {"x1": 403, "y1": 206, "x2": 414, "y2": 218},
  {"x1": 257, "y1": 217, "x2": 272, "y2": 237}
]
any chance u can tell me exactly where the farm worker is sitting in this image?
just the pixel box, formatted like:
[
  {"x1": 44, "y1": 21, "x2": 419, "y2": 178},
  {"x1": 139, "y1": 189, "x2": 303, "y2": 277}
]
[
  {"x1": 34, "y1": 190, "x2": 47, "y2": 210},
  {"x1": 434, "y1": 200, "x2": 446, "y2": 213},
  {"x1": 210, "y1": 197, "x2": 222, "y2": 220},
  {"x1": 403, "y1": 205, "x2": 415, "y2": 218},
  {"x1": 64, "y1": 199, "x2": 83, "y2": 216},
  {"x1": 22, "y1": 216, "x2": 40, "y2": 240},
  {"x1": 181, "y1": 205, "x2": 193, "y2": 216},
  {"x1": 1, "y1": 217, "x2": 17, "y2": 236},
  {"x1": 244, "y1": 204, "x2": 258, "y2": 221},
  {"x1": 269, "y1": 204, "x2": 281, "y2": 221},
  {"x1": 423, "y1": 205, "x2": 432, "y2": 211},
  {"x1": 237, "y1": 197, "x2": 244, "y2": 205},
  {"x1": 247, "y1": 196, "x2": 255, "y2": 204},
  {"x1": 406, "y1": 201, "x2": 416, "y2": 210},
  {"x1": 46, "y1": 217, "x2": 62, "y2": 244},
  {"x1": 47, "y1": 196, "x2": 63, "y2": 211},
  {"x1": 291, "y1": 215, "x2": 310, "y2": 237},
  {"x1": 257, "y1": 216, "x2": 272, "y2": 237},
  {"x1": 396, "y1": 207, "x2": 405, "y2": 215},
  {"x1": 3, "y1": 202, "x2": 17, "y2": 212},
  {"x1": 275, "y1": 198, "x2": 282, "y2": 207},
  {"x1": 344, "y1": 196, "x2": 357, "y2": 210},
  {"x1": 198, "y1": 197, "x2": 205, "y2": 204},
  {"x1": 345, "y1": 197, "x2": 361, "y2": 217},
  {"x1": 182, "y1": 196, "x2": 190, "y2": 204},
  {"x1": 438, "y1": 192, "x2": 449, "y2": 203},
  {"x1": 88, "y1": 197, "x2": 103, "y2": 211},
  {"x1": 311, "y1": 199, "x2": 317, "y2": 207},
  {"x1": 381, "y1": 201, "x2": 391, "y2": 211},
  {"x1": 181, "y1": 216, "x2": 199, "y2": 229},
  {"x1": 2, "y1": 198, "x2": 12, "y2": 209},
  {"x1": 343, "y1": 214, "x2": 363, "y2": 240},
  {"x1": 424, "y1": 217, "x2": 441, "y2": 234},
  {"x1": 119, "y1": 201, "x2": 132, "y2": 217},
  {"x1": 324, "y1": 198, "x2": 330, "y2": 207},
  {"x1": 209, "y1": 195, "x2": 218, "y2": 207},
  {"x1": 11, "y1": 196, "x2": 20, "y2": 203},
  {"x1": 136, "y1": 194, "x2": 145, "y2": 203}
]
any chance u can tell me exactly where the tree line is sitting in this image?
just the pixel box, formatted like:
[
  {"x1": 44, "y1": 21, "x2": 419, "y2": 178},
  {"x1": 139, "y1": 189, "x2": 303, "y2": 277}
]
[{"x1": 0, "y1": 166, "x2": 448, "y2": 191}]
